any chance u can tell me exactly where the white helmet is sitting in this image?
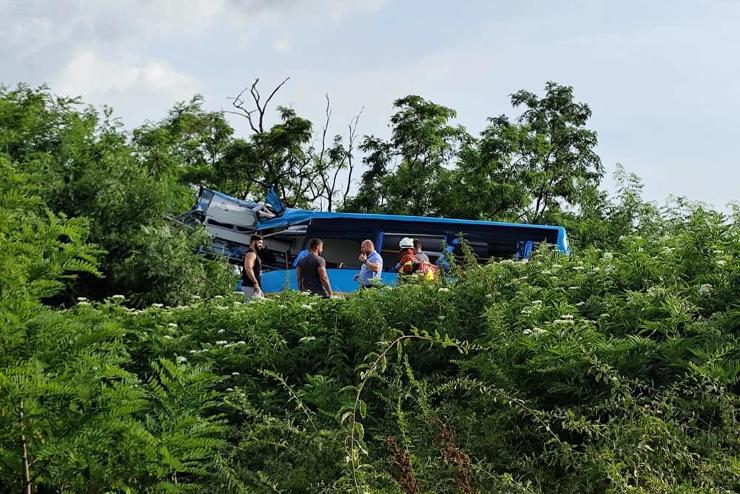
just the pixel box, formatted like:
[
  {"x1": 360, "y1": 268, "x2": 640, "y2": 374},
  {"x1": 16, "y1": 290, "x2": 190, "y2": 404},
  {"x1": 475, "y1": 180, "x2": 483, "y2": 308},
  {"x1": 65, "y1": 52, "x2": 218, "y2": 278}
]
[{"x1": 399, "y1": 237, "x2": 414, "y2": 249}]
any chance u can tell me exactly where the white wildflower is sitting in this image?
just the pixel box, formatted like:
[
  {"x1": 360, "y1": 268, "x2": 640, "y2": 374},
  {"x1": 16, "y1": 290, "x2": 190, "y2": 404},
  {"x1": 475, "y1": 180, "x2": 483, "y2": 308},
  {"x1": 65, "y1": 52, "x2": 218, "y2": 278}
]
[
  {"x1": 555, "y1": 319, "x2": 574, "y2": 325},
  {"x1": 231, "y1": 371, "x2": 240, "y2": 376},
  {"x1": 77, "y1": 296, "x2": 88, "y2": 302},
  {"x1": 576, "y1": 301, "x2": 585, "y2": 307},
  {"x1": 176, "y1": 356, "x2": 187, "y2": 364},
  {"x1": 485, "y1": 293, "x2": 493, "y2": 299},
  {"x1": 77, "y1": 301, "x2": 90, "y2": 306},
  {"x1": 532, "y1": 300, "x2": 542, "y2": 306},
  {"x1": 236, "y1": 340, "x2": 247, "y2": 346},
  {"x1": 278, "y1": 304, "x2": 287, "y2": 309},
  {"x1": 191, "y1": 295, "x2": 202, "y2": 300},
  {"x1": 698, "y1": 284, "x2": 713, "y2": 295},
  {"x1": 175, "y1": 305, "x2": 188, "y2": 310},
  {"x1": 438, "y1": 287, "x2": 450, "y2": 293},
  {"x1": 603, "y1": 252, "x2": 613, "y2": 260},
  {"x1": 217, "y1": 329, "x2": 226, "y2": 334},
  {"x1": 226, "y1": 388, "x2": 233, "y2": 392},
  {"x1": 299, "y1": 291, "x2": 311, "y2": 296},
  {"x1": 568, "y1": 286, "x2": 579, "y2": 291},
  {"x1": 189, "y1": 350, "x2": 197, "y2": 354},
  {"x1": 717, "y1": 260, "x2": 727, "y2": 267},
  {"x1": 152, "y1": 303, "x2": 164, "y2": 308},
  {"x1": 214, "y1": 295, "x2": 224, "y2": 300},
  {"x1": 523, "y1": 328, "x2": 532, "y2": 335},
  {"x1": 111, "y1": 294, "x2": 125, "y2": 300},
  {"x1": 216, "y1": 340, "x2": 228, "y2": 345},
  {"x1": 301, "y1": 304, "x2": 313, "y2": 310},
  {"x1": 561, "y1": 314, "x2": 574, "y2": 320},
  {"x1": 542, "y1": 270, "x2": 552, "y2": 275},
  {"x1": 167, "y1": 322, "x2": 178, "y2": 328},
  {"x1": 299, "y1": 336, "x2": 316, "y2": 343},
  {"x1": 573, "y1": 266, "x2": 584, "y2": 271},
  {"x1": 163, "y1": 335, "x2": 174, "y2": 340},
  {"x1": 438, "y1": 315, "x2": 445, "y2": 320}
]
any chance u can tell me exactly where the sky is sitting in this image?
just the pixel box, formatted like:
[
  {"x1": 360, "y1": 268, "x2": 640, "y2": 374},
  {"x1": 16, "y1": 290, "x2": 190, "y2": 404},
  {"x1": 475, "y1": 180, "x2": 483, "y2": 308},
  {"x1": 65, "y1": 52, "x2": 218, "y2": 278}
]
[{"x1": 2, "y1": 0, "x2": 739, "y2": 208}]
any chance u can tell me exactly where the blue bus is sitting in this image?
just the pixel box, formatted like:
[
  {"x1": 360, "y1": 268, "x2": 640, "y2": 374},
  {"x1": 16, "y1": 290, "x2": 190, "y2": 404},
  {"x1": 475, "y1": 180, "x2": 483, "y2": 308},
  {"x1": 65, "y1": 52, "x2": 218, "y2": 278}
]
[{"x1": 178, "y1": 188, "x2": 570, "y2": 293}]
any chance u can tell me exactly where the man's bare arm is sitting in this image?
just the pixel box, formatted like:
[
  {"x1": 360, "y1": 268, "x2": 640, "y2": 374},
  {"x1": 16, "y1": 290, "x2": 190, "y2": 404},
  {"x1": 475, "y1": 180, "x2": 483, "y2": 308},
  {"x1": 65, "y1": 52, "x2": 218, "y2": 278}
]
[{"x1": 318, "y1": 266, "x2": 332, "y2": 297}]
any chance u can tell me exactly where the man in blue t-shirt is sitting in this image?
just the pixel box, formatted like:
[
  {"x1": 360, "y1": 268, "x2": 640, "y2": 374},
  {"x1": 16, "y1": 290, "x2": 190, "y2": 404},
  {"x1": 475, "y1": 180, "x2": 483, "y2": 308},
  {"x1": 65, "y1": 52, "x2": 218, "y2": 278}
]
[{"x1": 357, "y1": 239, "x2": 383, "y2": 288}]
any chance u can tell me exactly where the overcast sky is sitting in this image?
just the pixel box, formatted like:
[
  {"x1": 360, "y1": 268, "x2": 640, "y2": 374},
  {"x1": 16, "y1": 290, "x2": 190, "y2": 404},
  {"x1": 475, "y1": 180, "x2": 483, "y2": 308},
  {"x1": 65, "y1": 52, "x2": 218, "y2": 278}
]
[{"x1": 2, "y1": 0, "x2": 738, "y2": 208}]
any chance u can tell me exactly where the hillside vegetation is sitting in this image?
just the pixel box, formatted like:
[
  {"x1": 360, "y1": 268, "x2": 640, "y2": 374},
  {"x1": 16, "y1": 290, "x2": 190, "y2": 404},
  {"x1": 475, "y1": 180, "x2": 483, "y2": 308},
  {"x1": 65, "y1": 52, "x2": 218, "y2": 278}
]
[{"x1": 1, "y1": 84, "x2": 738, "y2": 493}]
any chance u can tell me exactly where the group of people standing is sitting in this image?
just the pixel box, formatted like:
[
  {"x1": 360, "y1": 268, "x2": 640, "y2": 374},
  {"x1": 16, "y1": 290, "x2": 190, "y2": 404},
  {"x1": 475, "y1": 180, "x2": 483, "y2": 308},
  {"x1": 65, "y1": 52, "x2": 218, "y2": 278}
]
[{"x1": 240, "y1": 235, "x2": 438, "y2": 299}]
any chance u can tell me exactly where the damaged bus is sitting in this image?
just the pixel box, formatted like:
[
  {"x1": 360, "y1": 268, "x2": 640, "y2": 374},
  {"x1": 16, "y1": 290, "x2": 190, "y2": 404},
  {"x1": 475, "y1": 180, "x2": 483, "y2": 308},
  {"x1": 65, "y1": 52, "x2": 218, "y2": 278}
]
[{"x1": 177, "y1": 187, "x2": 570, "y2": 293}]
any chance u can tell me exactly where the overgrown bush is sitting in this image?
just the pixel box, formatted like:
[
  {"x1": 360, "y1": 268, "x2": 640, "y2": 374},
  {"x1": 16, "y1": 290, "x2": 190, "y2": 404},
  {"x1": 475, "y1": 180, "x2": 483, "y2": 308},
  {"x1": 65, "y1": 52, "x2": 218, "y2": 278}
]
[
  {"x1": 0, "y1": 85, "x2": 233, "y2": 306},
  {"x1": 4, "y1": 203, "x2": 735, "y2": 492}
]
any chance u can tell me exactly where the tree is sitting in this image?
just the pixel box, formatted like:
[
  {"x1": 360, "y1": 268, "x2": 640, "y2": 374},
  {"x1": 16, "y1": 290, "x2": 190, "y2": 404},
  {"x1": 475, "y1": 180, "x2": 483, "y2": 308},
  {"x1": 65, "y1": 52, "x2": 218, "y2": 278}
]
[
  {"x1": 349, "y1": 95, "x2": 467, "y2": 215},
  {"x1": 133, "y1": 95, "x2": 235, "y2": 183},
  {"x1": 225, "y1": 78, "x2": 361, "y2": 209},
  {"x1": 511, "y1": 81, "x2": 603, "y2": 223},
  {"x1": 431, "y1": 115, "x2": 530, "y2": 220},
  {"x1": 0, "y1": 85, "x2": 233, "y2": 305}
]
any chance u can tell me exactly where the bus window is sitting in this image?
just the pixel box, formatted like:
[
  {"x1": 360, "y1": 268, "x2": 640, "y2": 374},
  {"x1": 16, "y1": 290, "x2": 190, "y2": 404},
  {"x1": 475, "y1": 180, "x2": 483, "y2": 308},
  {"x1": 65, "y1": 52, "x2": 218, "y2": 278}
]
[
  {"x1": 381, "y1": 233, "x2": 446, "y2": 270},
  {"x1": 308, "y1": 237, "x2": 364, "y2": 269}
]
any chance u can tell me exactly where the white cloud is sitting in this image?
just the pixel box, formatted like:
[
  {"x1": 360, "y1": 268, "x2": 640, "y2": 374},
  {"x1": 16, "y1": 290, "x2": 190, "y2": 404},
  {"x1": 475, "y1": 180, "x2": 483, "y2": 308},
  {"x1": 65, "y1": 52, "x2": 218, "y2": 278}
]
[
  {"x1": 53, "y1": 49, "x2": 199, "y2": 122},
  {"x1": 55, "y1": 49, "x2": 197, "y2": 98},
  {"x1": 1, "y1": 0, "x2": 229, "y2": 51}
]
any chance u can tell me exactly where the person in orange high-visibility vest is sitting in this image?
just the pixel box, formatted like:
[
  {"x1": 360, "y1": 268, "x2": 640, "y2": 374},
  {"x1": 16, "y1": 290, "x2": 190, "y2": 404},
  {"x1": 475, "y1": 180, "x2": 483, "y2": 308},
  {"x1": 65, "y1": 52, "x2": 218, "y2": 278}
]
[{"x1": 396, "y1": 237, "x2": 438, "y2": 281}]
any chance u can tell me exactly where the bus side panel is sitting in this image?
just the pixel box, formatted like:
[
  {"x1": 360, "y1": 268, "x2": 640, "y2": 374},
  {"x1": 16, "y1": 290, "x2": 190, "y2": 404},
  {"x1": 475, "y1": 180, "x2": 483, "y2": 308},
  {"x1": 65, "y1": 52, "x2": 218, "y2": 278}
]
[{"x1": 259, "y1": 269, "x2": 399, "y2": 294}]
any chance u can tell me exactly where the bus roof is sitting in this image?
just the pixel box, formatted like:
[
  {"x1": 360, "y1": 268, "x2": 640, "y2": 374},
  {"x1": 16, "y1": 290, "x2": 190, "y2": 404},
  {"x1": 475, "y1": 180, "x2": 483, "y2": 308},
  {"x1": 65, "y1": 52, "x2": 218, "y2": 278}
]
[{"x1": 256, "y1": 208, "x2": 569, "y2": 253}]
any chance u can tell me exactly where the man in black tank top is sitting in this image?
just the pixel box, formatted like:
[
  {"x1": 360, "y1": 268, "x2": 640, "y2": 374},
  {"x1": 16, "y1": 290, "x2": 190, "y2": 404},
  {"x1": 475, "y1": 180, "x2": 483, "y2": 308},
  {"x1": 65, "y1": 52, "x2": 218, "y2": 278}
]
[{"x1": 242, "y1": 235, "x2": 265, "y2": 299}]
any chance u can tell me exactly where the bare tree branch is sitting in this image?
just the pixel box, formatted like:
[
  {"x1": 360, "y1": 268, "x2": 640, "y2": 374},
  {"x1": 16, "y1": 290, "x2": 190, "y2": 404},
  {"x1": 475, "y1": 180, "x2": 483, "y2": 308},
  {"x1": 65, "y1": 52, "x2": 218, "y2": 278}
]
[
  {"x1": 343, "y1": 107, "x2": 364, "y2": 206},
  {"x1": 227, "y1": 77, "x2": 290, "y2": 134},
  {"x1": 259, "y1": 77, "x2": 290, "y2": 133}
]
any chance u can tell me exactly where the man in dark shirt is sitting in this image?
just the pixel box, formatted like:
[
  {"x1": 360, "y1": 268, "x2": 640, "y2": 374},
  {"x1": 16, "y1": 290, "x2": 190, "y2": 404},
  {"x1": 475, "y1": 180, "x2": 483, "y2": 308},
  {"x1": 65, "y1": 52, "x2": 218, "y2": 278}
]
[
  {"x1": 241, "y1": 235, "x2": 265, "y2": 299},
  {"x1": 296, "y1": 238, "x2": 333, "y2": 298}
]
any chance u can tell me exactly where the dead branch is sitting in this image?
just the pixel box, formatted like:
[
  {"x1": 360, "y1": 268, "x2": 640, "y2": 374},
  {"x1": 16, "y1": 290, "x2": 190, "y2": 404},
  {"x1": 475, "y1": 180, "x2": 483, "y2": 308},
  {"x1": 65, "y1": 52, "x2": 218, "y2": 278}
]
[
  {"x1": 343, "y1": 107, "x2": 364, "y2": 206},
  {"x1": 227, "y1": 77, "x2": 290, "y2": 134}
]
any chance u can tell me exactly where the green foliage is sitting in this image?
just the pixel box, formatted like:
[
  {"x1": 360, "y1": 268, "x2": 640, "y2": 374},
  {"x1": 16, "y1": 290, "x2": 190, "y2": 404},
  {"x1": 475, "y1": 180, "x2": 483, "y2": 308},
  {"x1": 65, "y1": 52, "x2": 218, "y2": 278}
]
[
  {"x1": 113, "y1": 224, "x2": 236, "y2": 307},
  {"x1": 0, "y1": 85, "x2": 233, "y2": 305},
  {"x1": 350, "y1": 95, "x2": 466, "y2": 215},
  {"x1": 348, "y1": 83, "x2": 603, "y2": 223},
  {"x1": 510, "y1": 81, "x2": 603, "y2": 222},
  {"x1": 1, "y1": 81, "x2": 738, "y2": 493},
  {"x1": 3, "y1": 203, "x2": 729, "y2": 492}
]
